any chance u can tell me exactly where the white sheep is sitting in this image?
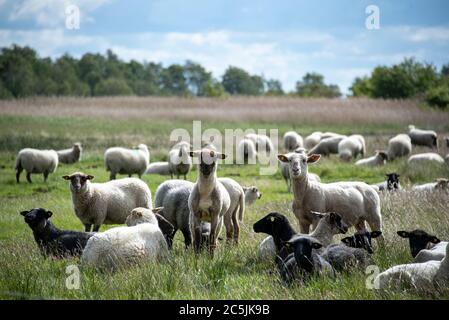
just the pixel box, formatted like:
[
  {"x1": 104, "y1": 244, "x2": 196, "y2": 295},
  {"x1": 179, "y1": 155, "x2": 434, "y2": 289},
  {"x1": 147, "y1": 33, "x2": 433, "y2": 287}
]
[
  {"x1": 308, "y1": 135, "x2": 346, "y2": 157},
  {"x1": 57, "y1": 143, "x2": 82, "y2": 164},
  {"x1": 145, "y1": 161, "x2": 171, "y2": 176},
  {"x1": 412, "y1": 179, "x2": 449, "y2": 193},
  {"x1": 387, "y1": 134, "x2": 412, "y2": 160},
  {"x1": 242, "y1": 186, "x2": 262, "y2": 205},
  {"x1": 277, "y1": 152, "x2": 383, "y2": 238},
  {"x1": 338, "y1": 135, "x2": 366, "y2": 162},
  {"x1": 104, "y1": 144, "x2": 150, "y2": 180},
  {"x1": 63, "y1": 172, "x2": 152, "y2": 232},
  {"x1": 283, "y1": 131, "x2": 303, "y2": 152},
  {"x1": 408, "y1": 153, "x2": 445, "y2": 166},
  {"x1": 355, "y1": 151, "x2": 388, "y2": 167},
  {"x1": 168, "y1": 143, "x2": 192, "y2": 179},
  {"x1": 15, "y1": 148, "x2": 58, "y2": 183},
  {"x1": 280, "y1": 160, "x2": 320, "y2": 191},
  {"x1": 244, "y1": 133, "x2": 274, "y2": 154},
  {"x1": 81, "y1": 207, "x2": 170, "y2": 271},
  {"x1": 218, "y1": 177, "x2": 245, "y2": 244},
  {"x1": 415, "y1": 242, "x2": 448, "y2": 263},
  {"x1": 408, "y1": 125, "x2": 438, "y2": 148},
  {"x1": 304, "y1": 131, "x2": 322, "y2": 150},
  {"x1": 237, "y1": 138, "x2": 257, "y2": 164}
]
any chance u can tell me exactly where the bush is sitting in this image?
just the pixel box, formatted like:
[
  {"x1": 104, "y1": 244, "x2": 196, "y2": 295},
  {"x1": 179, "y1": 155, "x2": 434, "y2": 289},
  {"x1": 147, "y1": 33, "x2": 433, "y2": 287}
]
[
  {"x1": 425, "y1": 85, "x2": 449, "y2": 109},
  {"x1": 94, "y1": 78, "x2": 134, "y2": 96}
]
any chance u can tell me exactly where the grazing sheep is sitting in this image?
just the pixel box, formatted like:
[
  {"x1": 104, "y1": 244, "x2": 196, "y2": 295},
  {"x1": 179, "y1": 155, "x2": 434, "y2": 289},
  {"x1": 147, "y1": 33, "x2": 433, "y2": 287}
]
[
  {"x1": 283, "y1": 131, "x2": 303, "y2": 152},
  {"x1": 168, "y1": 143, "x2": 192, "y2": 179},
  {"x1": 308, "y1": 135, "x2": 346, "y2": 157},
  {"x1": 237, "y1": 138, "x2": 257, "y2": 164},
  {"x1": 245, "y1": 133, "x2": 274, "y2": 154},
  {"x1": 397, "y1": 229, "x2": 444, "y2": 261},
  {"x1": 387, "y1": 134, "x2": 412, "y2": 160},
  {"x1": 188, "y1": 149, "x2": 230, "y2": 255},
  {"x1": 145, "y1": 162, "x2": 171, "y2": 176},
  {"x1": 15, "y1": 148, "x2": 59, "y2": 183},
  {"x1": 412, "y1": 178, "x2": 449, "y2": 193},
  {"x1": 81, "y1": 207, "x2": 171, "y2": 271},
  {"x1": 372, "y1": 173, "x2": 401, "y2": 192},
  {"x1": 218, "y1": 177, "x2": 245, "y2": 244},
  {"x1": 341, "y1": 230, "x2": 383, "y2": 254},
  {"x1": 57, "y1": 143, "x2": 82, "y2": 164},
  {"x1": 21, "y1": 208, "x2": 93, "y2": 258},
  {"x1": 408, "y1": 125, "x2": 438, "y2": 149},
  {"x1": 355, "y1": 151, "x2": 388, "y2": 167},
  {"x1": 338, "y1": 135, "x2": 366, "y2": 162},
  {"x1": 104, "y1": 144, "x2": 150, "y2": 180},
  {"x1": 375, "y1": 243, "x2": 449, "y2": 292},
  {"x1": 304, "y1": 131, "x2": 322, "y2": 150},
  {"x1": 243, "y1": 186, "x2": 262, "y2": 205},
  {"x1": 408, "y1": 153, "x2": 445, "y2": 166},
  {"x1": 277, "y1": 152, "x2": 383, "y2": 238},
  {"x1": 63, "y1": 172, "x2": 152, "y2": 232}
]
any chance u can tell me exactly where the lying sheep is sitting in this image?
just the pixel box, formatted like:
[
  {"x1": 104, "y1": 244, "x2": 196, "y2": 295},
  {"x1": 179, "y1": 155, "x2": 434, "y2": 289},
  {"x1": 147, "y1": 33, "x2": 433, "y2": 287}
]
[
  {"x1": 63, "y1": 172, "x2": 152, "y2": 232},
  {"x1": 168, "y1": 143, "x2": 192, "y2": 179},
  {"x1": 304, "y1": 131, "x2": 322, "y2": 150},
  {"x1": 372, "y1": 173, "x2": 401, "y2": 192},
  {"x1": 387, "y1": 134, "x2": 412, "y2": 160},
  {"x1": 242, "y1": 186, "x2": 262, "y2": 205},
  {"x1": 81, "y1": 207, "x2": 172, "y2": 272},
  {"x1": 412, "y1": 178, "x2": 449, "y2": 193},
  {"x1": 283, "y1": 131, "x2": 303, "y2": 152},
  {"x1": 338, "y1": 135, "x2": 366, "y2": 162},
  {"x1": 145, "y1": 162, "x2": 171, "y2": 176},
  {"x1": 15, "y1": 148, "x2": 58, "y2": 183},
  {"x1": 408, "y1": 125, "x2": 438, "y2": 149},
  {"x1": 341, "y1": 230, "x2": 383, "y2": 254},
  {"x1": 21, "y1": 208, "x2": 93, "y2": 258},
  {"x1": 218, "y1": 177, "x2": 245, "y2": 244},
  {"x1": 57, "y1": 143, "x2": 82, "y2": 164},
  {"x1": 397, "y1": 229, "x2": 446, "y2": 262},
  {"x1": 104, "y1": 144, "x2": 150, "y2": 180},
  {"x1": 355, "y1": 151, "x2": 388, "y2": 167},
  {"x1": 237, "y1": 138, "x2": 257, "y2": 164},
  {"x1": 245, "y1": 133, "x2": 274, "y2": 154},
  {"x1": 408, "y1": 153, "x2": 445, "y2": 166},
  {"x1": 308, "y1": 135, "x2": 346, "y2": 157}
]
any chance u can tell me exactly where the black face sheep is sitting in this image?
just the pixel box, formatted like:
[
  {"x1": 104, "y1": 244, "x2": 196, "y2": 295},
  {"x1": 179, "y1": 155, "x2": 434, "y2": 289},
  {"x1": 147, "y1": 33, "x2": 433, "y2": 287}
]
[
  {"x1": 21, "y1": 208, "x2": 93, "y2": 258},
  {"x1": 341, "y1": 230, "x2": 383, "y2": 254},
  {"x1": 397, "y1": 229, "x2": 442, "y2": 259},
  {"x1": 373, "y1": 173, "x2": 401, "y2": 192}
]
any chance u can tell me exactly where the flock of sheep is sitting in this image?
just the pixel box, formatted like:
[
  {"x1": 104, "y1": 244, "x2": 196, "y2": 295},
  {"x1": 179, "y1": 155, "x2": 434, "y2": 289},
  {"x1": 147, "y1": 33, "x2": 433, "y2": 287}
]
[{"x1": 15, "y1": 124, "x2": 449, "y2": 294}]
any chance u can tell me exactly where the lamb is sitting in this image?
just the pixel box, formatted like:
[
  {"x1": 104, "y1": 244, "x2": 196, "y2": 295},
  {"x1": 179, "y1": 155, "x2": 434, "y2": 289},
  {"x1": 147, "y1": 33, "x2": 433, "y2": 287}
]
[
  {"x1": 308, "y1": 135, "x2": 346, "y2": 157},
  {"x1": 412, "y1": 178, "x2": 449, "y2": 193},
  {"x1": 168, "y1": 143, "x2": 192, "y2": 179},
  {"x1": 104, "y1": 144, "x2": 150, "y2": 180},
  {"x1": 375, "y1": 243, "x2": 449, "y2": 292},
  {"x1": 397, "y1": 229, "x2": 447, "y2": 262},
  {"x1": 371, "y1": 173, "x2": 401, "y2": 192},
  {"x1": 338, "y1": 135, "x2": 366, "y2": 161},
  {"x1": 81, "y1": 207, "x2": 172, "y2": 272},
  {"x1": 408, "y1": 125, "x2": 438, "y2": 149},
  {"x1": 21, "y1": 208, "x2": 93, "y2": 258},
  {"x1": 304, "y1": 131, "x2": 322, "y2": 150},
  {"x1": 145, "y1": 162, "x2": 171, "y2": 176},
  {"x1": 63, "y1": 172, "x2": 152, "y2": 232},
  {"x1": 218, "y1": 177, "x2": 245, "y2": 244},
  {"x1": 242, "y1": 186, "x2": 262, "y2": 205},
  {"x1": 355, "y1": 151, "x2": 388, "y2": 167},
  {"x1": 244, "y1": 133, "x2": 274, "y2": 154},
  {"x1": 237, "y1": 138, "x2": 257, "y2": 164},
  {"x1": 341, "y1": 230, "x2": 383, "y2": 254},
  {"x1": 387, "y1": 134, "x2": 412, "y2": 160},
  {"x1": 283, "y1": 131, "x2": 303, "y2": 152},
  {"x1": 57, "y1": 143, "x2": 82, "y2": 164},
  {"x1": 408, "y1": 153, "x2": 445, "y2": 166},
  {"x1": 277, "y1": 152, "x2": 383, "y2": 239},
  {"x1": 15, "y1": 148, "x2": 59, "y2": 183},
  {"x1": 188, "y1": 149, "x2": 231, "y2": 255}
]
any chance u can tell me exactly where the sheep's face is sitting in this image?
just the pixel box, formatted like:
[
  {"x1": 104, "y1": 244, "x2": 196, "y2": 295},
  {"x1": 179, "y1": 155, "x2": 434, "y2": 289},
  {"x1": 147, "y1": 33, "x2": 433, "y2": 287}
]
[
  {"x1": 386, "y1": 173, "x2": 400, "y2": 190},
  {"x1": 286, "y1": 235, "x2": 322, "y2": 273},
  {"x1": 377, "y1": 151, "x2": 388, "y2": 162},
  {"x1": 73, "y1": 143, "x2": 82, "y2": 151},
  {"x1": 341, "y1": 231, "x2": 382, "y2": 254},
  {"x1": 253, "y1": 212, "x2": 289, "y2": 235},
  {"x1": 243, "y1": 186, "x2": 262, "y2": 205},
  {"x1": 339, "y1": 150, "x2": 352, "y2": 162},
  {"x1": 397, "y1": 230, "x2": 441, "y2": 258},
  {"x1": 190, "y1": 149, "x2": 226, "y2": 177},
  {"x1": 277, "y1": 153, "x2": 320, "y2": 179},
  {"x1": 436, "y1": 179, "x2": 449, "y2": 190},
  {"x1": 62, "y1": 172, "x2": 94, "y2": 193},
  {"x1": 20, "y1": 208, "x2": 52, "y2": 232},
  {"x1": 312, "y1": 211, "x2": 349, "y2": 234}
]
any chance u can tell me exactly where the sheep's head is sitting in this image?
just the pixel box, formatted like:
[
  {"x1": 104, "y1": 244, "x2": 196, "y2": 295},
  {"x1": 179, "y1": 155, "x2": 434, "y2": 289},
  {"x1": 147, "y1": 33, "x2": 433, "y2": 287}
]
[
  {"x1": 341, "y1": 231, "x2": 382, "y2": 254},
  {"x1": 253, "y1": 212, "x2": 290, "y2": 236},
  {"x1": 62, "y1": 172, "x2": 94, "y2": 193},
  {"x1": 277, "y1": 152, "x2": 320, "y2": 180},
  {"x1": 397, "y1": 229, "x2": 441, "y2": 258},
  {"x1": 376, "y1": 150, "x2": 388, "y2": 162},
  {"x1": 285, "y1": 235, "x2": 323, "y2": 273},
  {"x1": 73, "y1": 143, "x2": 82, "y2": 151},
  {"x1": 386, "y1": 173, "x2": 400, "y2": 190},
  {"x1": 189, "y1": 149, "x2": 226, "y2": 177},
  {"x1": 20, "y1": 208, "x2": 52, "y2": 232},
  {"x1": 436, "y1": 178, "x2": 449, "y2": 190},
  {"x1": 339, "y1": 150, "x2": 352, "y2": 162},
  {"x1": 311, "y1": 211, "x2": 349, "y2": 234},
  {"x1": 243, "y1": 186, "x2": 262, "y2": 205}
]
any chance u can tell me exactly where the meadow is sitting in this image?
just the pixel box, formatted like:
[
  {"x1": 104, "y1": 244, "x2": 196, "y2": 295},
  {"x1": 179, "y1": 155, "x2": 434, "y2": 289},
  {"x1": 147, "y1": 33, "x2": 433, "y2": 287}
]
[{"x1": 0, "y1": 97, "x2": 449, "y2": 300}]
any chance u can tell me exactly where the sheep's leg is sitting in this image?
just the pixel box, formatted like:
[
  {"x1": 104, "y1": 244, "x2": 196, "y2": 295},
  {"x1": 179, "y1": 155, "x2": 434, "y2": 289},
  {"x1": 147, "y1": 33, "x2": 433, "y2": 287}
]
[
  {"x1": 299, "y1": 221, "x2": 310, "y2": 234},
  {"x1": 84, "y1": 224, "x2": 92, "y2": 232},
  {"x1": 26, "y1": 172, "x2": 32, "y2": 184},
  {"x1": 209, "y1": 215, "x2": 221, "y2": 257},
  {"x1": 183, "y1": 174, "x2": 187, "y2": 180},
  {"x1": 92, "y1": 224, "x2": 101, "y2": 232},
  {"x1": 171, "y1": 173, "x2": 174, "y2": 179},
  {"x1": 109, "y1": 172, "x2": 116, "y2": 180},
  {"x1": 43, "y1": 171, "x2": 49, "y2": 182},
  {"x1": 224, "y1": 212, "x2": 233, "y2": 244},
  {"x1": 191, "y1": 215, "x2": 202, "y2": 253},
  {"x1": 181, "y1": 229, "x2": 191, "y2": 248},
  {"x1": 16, "y1": 168, "x2": 22, "y2": 183},
  {"x1": 231, "y1": 209, "x2": 240, "y2": 245}
]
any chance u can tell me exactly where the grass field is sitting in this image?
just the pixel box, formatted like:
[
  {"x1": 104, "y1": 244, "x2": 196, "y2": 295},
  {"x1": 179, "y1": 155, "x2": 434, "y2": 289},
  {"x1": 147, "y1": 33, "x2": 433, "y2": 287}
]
[{"x1": 1, "y1": 97, "x2": 449, "y2": 300}]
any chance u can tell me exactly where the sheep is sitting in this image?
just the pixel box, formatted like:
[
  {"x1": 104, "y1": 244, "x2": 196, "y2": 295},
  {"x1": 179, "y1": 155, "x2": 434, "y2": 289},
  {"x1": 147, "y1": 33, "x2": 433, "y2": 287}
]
[
  {"x1": 104, "y1": 144, "x2": 150, "y2": 180},
  {"x1": 218, "y1": 177, "x2": 245, "y2": 244},
  {"x1": 387, "y1": 134, "x2": 412, "y2": 160},
  {"x1": 188, "y1": 149, "x2": 231, "y2": 255},
  {"x1": 341, "y1": 230, "x2": 383, "y2": 254},
  {"x1": 244, "y1": 133, "x2": 274, "y2": 154},
  {"x1": 446, "y1": 137, "x2": 449, "y2": 148},
  {"x1": 408, "y1": 125, "x2": 438, "y2": 149},
  {"x1": 168, "y1": 143, "x2": 192, "y2": 179},
  {"x1": 280, "y1": 148, "x2": 320, "y2": 192},
  {"x1": 397, "y1": 229, "x2": 446, "y2": 262},
  {"x1": 145, "y1": 162, "x2": 171, "y2": 176},
  {"x1": 412, "y1": 178, "x2": 449, "y2": 193},
  {"x1": 15, "y1": 148, "x2": 58, "y2": 183},
  {"x1": 338, "y1": 135, "x2": 366, "y2": 162},
  {"x1": 308, "y1": 135, "x2": 346, "y2": 157},
  {"x1": 277, "y1": 152, "x2": 383, "y2": 240},
  {"x1": 81, "y1": 207, "x2": 172, "y2": 272},
  {"x1": 304, "y1": 131, "x2": 322, "y2": 150},
  {"x1": 20, "y1": 208, "x2": 93, "y2": 258},
  {"x1": 408, "y1": 153, "x2": 445, "y2": 166},
  {"x1": 371, "y1": 173, "x2": 401, "y2": 192},
  {"x1": 242, "y1": 186, "x2": 262, "y2": 205},
  {"x1": 57, "y1": 143, "x2": 82, "y2": 164},
  {"x1": 375, "y1": 243, "x2": 449, "y2": 292},
  {"x1": 237, "y1": 138, "x2": 257, "y2": 164},
  {"x1": 63, "y1": 172, "x2": 152, "y2": 232},
  {"x1": 283, "y1": 131, "x2": 303, "y2": 152},
  {"x1": 355, "y1": 151, "x2": 388, "y2": 167}
]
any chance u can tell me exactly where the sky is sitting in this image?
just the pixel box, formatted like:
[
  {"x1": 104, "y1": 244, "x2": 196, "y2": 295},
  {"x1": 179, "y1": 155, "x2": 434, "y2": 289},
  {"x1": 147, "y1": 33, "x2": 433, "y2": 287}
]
[{"x1": 0, "y1": 0, "x2": 448, "y2": 94}]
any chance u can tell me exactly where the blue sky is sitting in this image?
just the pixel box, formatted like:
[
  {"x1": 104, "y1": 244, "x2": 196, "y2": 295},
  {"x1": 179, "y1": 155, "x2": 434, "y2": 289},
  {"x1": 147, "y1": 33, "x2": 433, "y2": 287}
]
[{"x1": 0, "y1": 0, "x2": 448, "y2": 94}]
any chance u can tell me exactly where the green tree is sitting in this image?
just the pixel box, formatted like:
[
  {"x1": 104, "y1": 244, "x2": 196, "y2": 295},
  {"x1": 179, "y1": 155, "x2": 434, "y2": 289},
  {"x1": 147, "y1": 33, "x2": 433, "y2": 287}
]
[
  {"x1": 295, "y1": 72, "x2": 341, "y2": 98},
  {"x1": 161, "y1": 64, "x2": 187, "y2": 96},
  {"x1": 94, "y1": 78, "x2": 133, "y2": 96},
  {"x1": 222, "y1": 66, "x2": 264, "y2": 95},
  {"x1": 349, "y1": 76, "x2": 372, "y2": 97},
  {"x1": 183, "y1": 60, "x2": 212, "y2": 96},
  {"x1": 265, "y1": 79, "x2": 284, "y2": 96}
]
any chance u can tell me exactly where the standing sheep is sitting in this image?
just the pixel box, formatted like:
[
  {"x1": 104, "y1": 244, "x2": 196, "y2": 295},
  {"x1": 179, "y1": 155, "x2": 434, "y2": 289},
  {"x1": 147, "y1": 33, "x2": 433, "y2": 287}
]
[
  {"x1": 168, "y1": 143, "x2": 192, "y2": 179},
  {"x1": 283, "y1": 131, "x2": 303, "y2": 152},
  {"x1": 237, "y1": 138, "x2": 257, "y2": 164},
  {"x1": 15, "y1": 148, "x2": 59, "y2": 183},
  {"x1": 338, "y1": 135, "x2": 366, "y2": 162},
  {"x1": 218, "y1": 177, "x2": 245, "y2": 244},
  {"x1": 244, "y1": 133, "x2": 274, "y2": 154},
  {"x1": 304, "y1": 131, "x2": 322, "y2": 150},
  {"x1": 242, "y1": 186, "x2": 262, "y2": 205},
  {"x1": 408, "y1": 125, "x2": 438, "y2": 149},
  {"x1": 355, "y1": 151, "x2": 388, "y2": 167},
  {"x1": 387, "y1": 134, "x2": 412, "y2": 160},
  {"x1": 104, "y1": 144, "x2": 150, "y2": 180},
  {"x1": 408, "y1": 153, "x2": 445, "y2": 166},
  {"x1": 57, "y1": 143, "x2": 82, "y2": 164},
  {"x1": 63, "y1": 172, "x2": 152, "y2": 232},
  {"x1": 308, "y1": 135, "x2": 346, "y2": 157}
]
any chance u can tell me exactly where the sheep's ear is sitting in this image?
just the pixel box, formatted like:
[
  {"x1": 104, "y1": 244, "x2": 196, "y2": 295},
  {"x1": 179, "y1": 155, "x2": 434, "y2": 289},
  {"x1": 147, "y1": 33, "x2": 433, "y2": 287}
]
[
  {"x1": 45, "y1": 211, "x2": 53, "y2": 218},
  {"x1": 277, "y1": 154, "x2": 289, "y2": 163},
  {"x1": 152, "y1": 207, "x2": 164, "y2": 214},
  {"x1": 397, "y1": 231, "x2": 409, "y2": 238},
  {"x1": 311, "y1": 242, "x2": 322, "y2": 249},
  {"x1": 307, "y1": 154, "x2": 321, "y2": 163},
  {"x1": 429, "y1": 236, "x2": 441, "y2": 244},
  {"x1": 62, "y1": 175, "x2": 71, "y2": 180},
  {"x1": 371, "y1": 231, "x2": 382, "y2": 238},
  {"x1": 189, "y1": 151, "x2": 200, "y2": 157},
  {"x1": 242, "y1": 186, "x2": 249, "y2": 191},
  {"x1": 20, "y1": 210, "x2": 29, "y2": 216},
  {"x1": 86, "y1": 175, "x2": 94, "y2": 180},
  {"x1": 215, "y1": 152, "x2": 227, "y2": 160}
]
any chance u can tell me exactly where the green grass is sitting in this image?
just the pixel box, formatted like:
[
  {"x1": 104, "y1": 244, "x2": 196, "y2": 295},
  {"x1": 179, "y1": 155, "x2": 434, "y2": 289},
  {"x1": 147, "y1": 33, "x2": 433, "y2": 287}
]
[{"x1": 0, "y1": 114, "x2": 449, "y2": 300}]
